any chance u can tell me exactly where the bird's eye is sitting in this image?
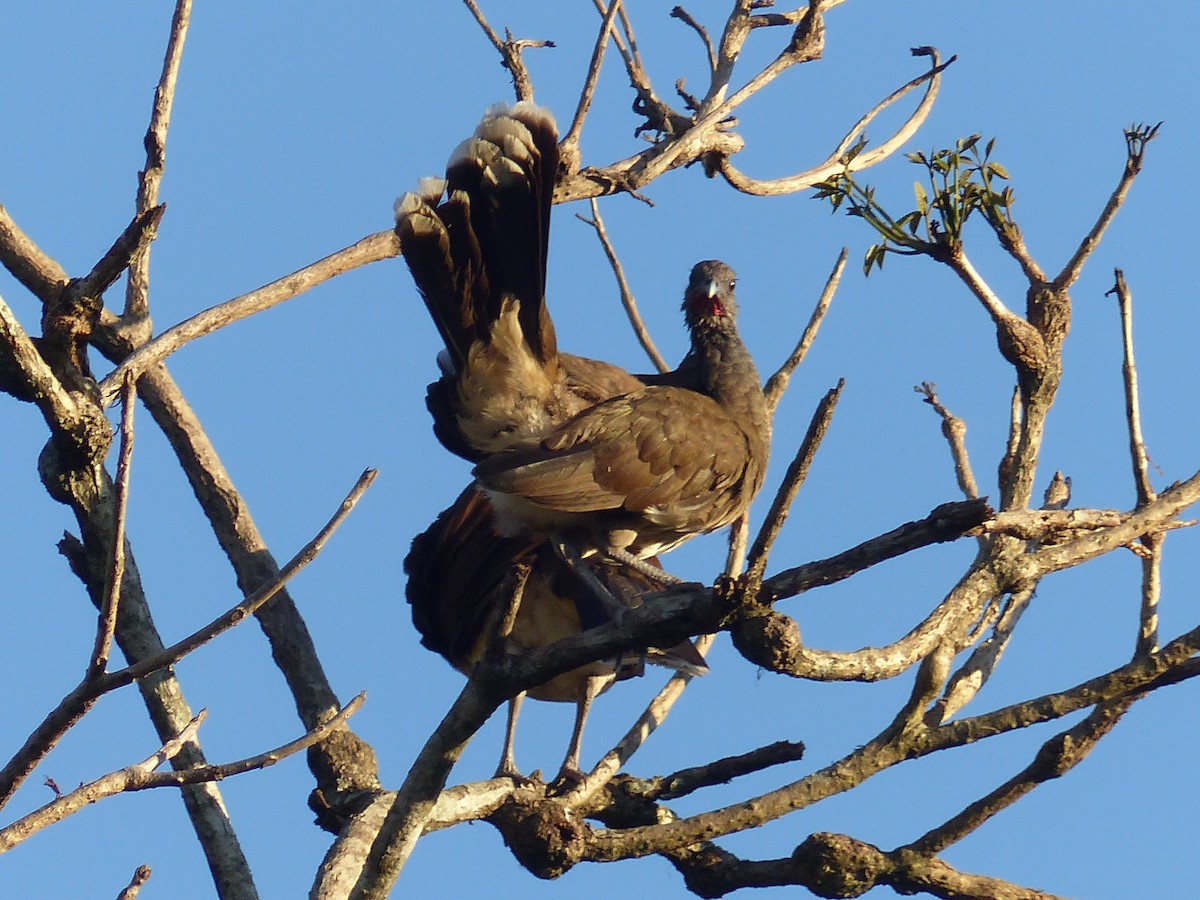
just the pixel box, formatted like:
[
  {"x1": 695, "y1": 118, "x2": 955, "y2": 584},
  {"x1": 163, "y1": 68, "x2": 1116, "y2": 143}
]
[{"x1": 728, "y1": 280, "x2": 737, "y2": 290}]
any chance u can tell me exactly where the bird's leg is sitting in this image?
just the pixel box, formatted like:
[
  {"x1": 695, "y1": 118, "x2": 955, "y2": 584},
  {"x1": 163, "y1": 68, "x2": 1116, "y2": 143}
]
[
  {"x1": 554, "y1": 536, "x2": 651, "y2": 685},
  {"x1": 552, "y1": 538, "x2": 629, "y2": 620},
  {"x1": 603, "y1": 545, "x2": 683, "y2": 586},
  {"x1": 551, "y1": 674, "x2": 608, "y2": 792},
  {"x1": 494, "y1": 692, "x2": 527, "y2": 780}
]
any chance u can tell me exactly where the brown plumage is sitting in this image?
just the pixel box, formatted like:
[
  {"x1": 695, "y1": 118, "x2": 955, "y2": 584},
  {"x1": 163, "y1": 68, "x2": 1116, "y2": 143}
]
[
  {"x1": 397, "y1": 103, "x2": 715, "y2": 782},
  {"x1": 397, "y1": 106, "x2": 770, "y2": 565},
  {"x1": 405, "y1": 485, "x2": 707, "y2": 781},
  {"x1": 476, "y1": 260, "x2": 771, "y2": 561},
  {"x1": 395, "y1": 102, "x2": 633, "y2": 462}
]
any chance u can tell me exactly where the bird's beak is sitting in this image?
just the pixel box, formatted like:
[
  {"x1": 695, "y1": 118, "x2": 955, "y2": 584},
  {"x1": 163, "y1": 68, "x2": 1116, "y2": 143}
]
[{"x1": 705, "y1": 278, "x2": 718, "y2": 299}]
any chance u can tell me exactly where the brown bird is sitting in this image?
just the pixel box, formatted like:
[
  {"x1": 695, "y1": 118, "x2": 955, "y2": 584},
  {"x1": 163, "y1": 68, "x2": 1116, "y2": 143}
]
[
  {"x1": 476, "y1": 259, "x2": 771, "y2": 566},
  {"x1": 396, "y1": 103, "x2": 771, "y2": 572},
  {"x1": 397, "y1": 103, "x2": 767, "y2": 781},
  {"x1": 405, "y1": 484, "x2": 707, "y2": 783},
  {"x1": 395, "y1": 101, "x2": 634, "y2": 463},
  {"x1": 398, "y1": 103, "x2": 710, "y2": 782}
]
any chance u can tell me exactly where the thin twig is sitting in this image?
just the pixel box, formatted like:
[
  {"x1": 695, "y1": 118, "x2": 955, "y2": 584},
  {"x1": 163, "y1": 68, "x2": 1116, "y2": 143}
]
[
  {"x1": 0, "y1": 695, "x2": 363, "y2": 853},
  {"x1": 717, "y1": 50, "x2": 954, "y2": 196},
  {"x1": 0, "y1": 713, "x2": 204, "y2": 854},
  {"x1": 561, "y1": 0, "x2": 622, "y2": 168},
  {"x1": 136, "y1": 694, "x2": 365, "y2": 788},
  {"x1": 615, "y1": 3, "x2": 644, "y2": 73},
  {"x1": 763, "y1": 248, "x2": 845, "y2": 413},
  {"x1": 746, "y1": 380, "x2": 844, "y2": 585},
  {"x1": 75, "y1": 206, "x2": 167, "y2": 303},
  {"x1": 461, "y1": 0, "x2": 504, "y2": 53},
  {"x1": 113, "y1": 468, "x2": 377, "y2": 687},
  {"x1": 461, "y1": 0, "x2": 547, "y2": 101},
  {"x1": 633, "y1": 738, "x2": 806, "y2": 801},
  {"x1": 125, "y1": 0, "x2": 191, "y2": 320},
  {"x1": 98, "y1": 230, "x2": 400, "y2": 405},
  {"x1": 116, "y1": 865, "x2": 152, "y2": 900},
  {"x1": 496, "y1": 565, "x2": 531, "y2": 643},
  {"x1": 89, "y1": 371, "x2": 137, "y2": 678},
  {"x1": 915, "y1": 382, "x2": 980, "y2": 502},
  {"x1": 1054, "y1": 124, "x2": 1160, "y2": 290},
  {"x1": 579, "y1": 200, "x2": 669, "y2": 372},
  {"x1": 671, "y1": 6, "x2": 717, "y2": 75},
  {"x1": 1109, "y1": 271, "x2": 1155, "y2": 506},
  {"x1": 724, "y1": 515, "x2": 751, "y2": 578},
  {"x1": 1108, "y1": 269, "x2": 1160, "y2": 655}
]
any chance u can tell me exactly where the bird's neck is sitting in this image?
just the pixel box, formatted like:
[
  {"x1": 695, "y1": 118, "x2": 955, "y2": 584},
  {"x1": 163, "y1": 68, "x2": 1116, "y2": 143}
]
[{"x1": 687, "y1": 326, "x2": 770, "y2": 440}]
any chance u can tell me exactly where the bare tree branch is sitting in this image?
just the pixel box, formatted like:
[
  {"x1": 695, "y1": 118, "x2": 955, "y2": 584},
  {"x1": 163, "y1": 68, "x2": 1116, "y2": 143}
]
[
  {"x1": 763, "y1": 247, "x2": 844, "y2": 413},
  {"x1": 628, "y1": 738, "x2": 806, "y2": 802},
  {"x1": 559, "y1": 0, "x2": 622, "y2": 172},
  {"x1": 98, "y1": 230, "x2": 400, "y2": 405},
  {"x1": 1108, "y1": 269, "x2": 1162, "y2": 656},
  {"x1": 916, "y1": 382, "x2": 981, "y2": 502},
  {"x1": 462, "y1": 0, "x2": 552, "y2": 102},
  {"x1": 745, "y1": 380, "x2": 843, "y2": 585},
  {"x1": 88, "y1": 371, "x2": 136, "y2": 678},
  {"x1": 123, "y1": 0, "x2": 191, "y2": 324},
  {"x1": 670, "y1": 6, "x2": 717, "y2": 77},
  {"x1": 1054, "y1": 124, "x2": 1160, "y2": 290},
  {"x1": 1, "y1": 695, "x2": 363, "y2": 854},
  {"x1": 718, "y1": 49, "x2": 955, "y2": 195},
  {"x1": 116, "y1": 864, "x2": 152, "y2": 900},
  {"x1": 112, "y1": 468, "x2": 376, "y2": 687}
]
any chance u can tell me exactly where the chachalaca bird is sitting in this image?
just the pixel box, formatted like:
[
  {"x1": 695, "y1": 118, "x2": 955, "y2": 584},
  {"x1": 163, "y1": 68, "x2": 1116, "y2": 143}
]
[
  {"x1": 396, "y1": 101, "x2": 637, "y2": 463},
  {"x1": 405, "y1": 484, "x2": 707, "y2": 782},
  {"x1": 397, "y1": 102, "x2": 765, "y2": 779},
  {"x1": 395, "y1": 102, "x2": 771, "y2": 572},
  {"x1": 397, "y1": 102, "x2": 709, "y2": 782},
  {"x1": 475, "y1": 258, "x2": 771, "y2": 567}
]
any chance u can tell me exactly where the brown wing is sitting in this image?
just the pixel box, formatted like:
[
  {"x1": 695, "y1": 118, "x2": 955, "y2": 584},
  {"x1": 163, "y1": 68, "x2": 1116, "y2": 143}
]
[
  {"x1": 475, "y1": 387, "x2": 759, "y2": 531},
  {"x1": 559, "y1": 352, "x2": 646, "y2": 404}
]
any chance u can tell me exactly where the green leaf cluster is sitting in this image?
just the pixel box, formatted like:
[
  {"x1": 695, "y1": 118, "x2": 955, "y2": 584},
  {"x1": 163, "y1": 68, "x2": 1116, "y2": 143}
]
[{"x1": 814, "y1": 135, "x2": 1020, "y2": 275}]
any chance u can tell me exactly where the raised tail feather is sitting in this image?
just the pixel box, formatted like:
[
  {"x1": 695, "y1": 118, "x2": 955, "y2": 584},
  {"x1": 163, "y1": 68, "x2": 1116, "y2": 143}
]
[{"x1": 395, "y1": 102, "x2": 559, "y2": 375}]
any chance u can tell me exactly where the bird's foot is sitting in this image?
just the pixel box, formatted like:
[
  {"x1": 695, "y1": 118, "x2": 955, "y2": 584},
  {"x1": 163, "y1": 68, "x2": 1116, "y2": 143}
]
[
  {"x1": 494, "y1": 754, "x2": 537, "y2": 785},
  {"x1": 494, "y1": 767, "x2": 536, "y2": 787},
  {"x1": 548, "y1": 765, "x2": 587, "y2": 795}
]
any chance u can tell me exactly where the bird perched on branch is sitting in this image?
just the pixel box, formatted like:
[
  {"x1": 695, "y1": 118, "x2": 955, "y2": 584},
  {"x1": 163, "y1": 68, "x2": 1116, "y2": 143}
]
[
  {"x1": 396, "y1": 102, "x2": 770, "y2": 571},
  {"x1": 397, "y1": 101, "x2": 767, "y2": 781},
  {"x1": 475, "y1": 258, "x2": 770, "y2": 567},
  {"x1": 405, "y1": 485, "x2": 706, "y2": 783}
]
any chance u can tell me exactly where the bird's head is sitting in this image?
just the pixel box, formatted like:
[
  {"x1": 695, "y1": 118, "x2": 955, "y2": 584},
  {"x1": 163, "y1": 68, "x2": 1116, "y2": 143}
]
[{"x1": 682, "y1": 259, "x2": 738, "y2": 330}]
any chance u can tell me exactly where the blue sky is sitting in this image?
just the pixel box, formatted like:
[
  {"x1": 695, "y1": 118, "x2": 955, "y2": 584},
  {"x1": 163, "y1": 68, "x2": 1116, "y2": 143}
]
[{"x1": 3, "y1": 3, "x2": 1198, "y2": 898}]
